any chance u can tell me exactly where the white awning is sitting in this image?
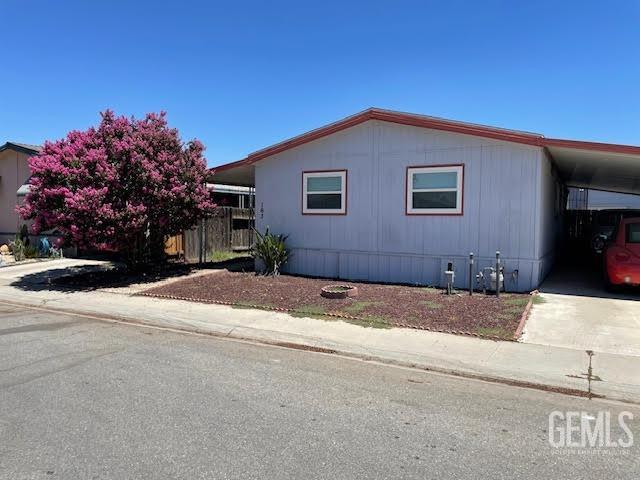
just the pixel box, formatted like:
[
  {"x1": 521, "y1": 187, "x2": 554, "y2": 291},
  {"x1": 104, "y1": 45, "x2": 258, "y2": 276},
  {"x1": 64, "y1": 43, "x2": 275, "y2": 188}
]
[
  {"x1": 206, "y1": 183, "x2": 253, "y2": 194},
  {"x1": 547, "y1": 145, "x2": 640, "y2": 195},
  {"x1": 209, "y1": 163, "x2": 255, "y2": 187}
]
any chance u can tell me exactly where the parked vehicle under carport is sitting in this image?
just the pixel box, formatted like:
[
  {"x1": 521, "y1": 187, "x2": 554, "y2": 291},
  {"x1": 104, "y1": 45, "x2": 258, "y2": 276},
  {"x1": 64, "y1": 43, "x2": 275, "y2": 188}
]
[
  {"x1": 591, "y1": 209, "x2": 640, "y2": 254},
  {"x1": 604, "y1": 217, "x2": 640, "y2": 289}
]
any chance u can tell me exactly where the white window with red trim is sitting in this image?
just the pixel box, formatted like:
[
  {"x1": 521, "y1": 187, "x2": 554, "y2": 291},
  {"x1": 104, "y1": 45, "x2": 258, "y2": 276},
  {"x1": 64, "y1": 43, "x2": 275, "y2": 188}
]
[
  {"x1": 406, "y1": 165, "x2": 463, "y2": 215},
  {"x1": 302, "y1": 170, "x2": 347, "y2": 214}
]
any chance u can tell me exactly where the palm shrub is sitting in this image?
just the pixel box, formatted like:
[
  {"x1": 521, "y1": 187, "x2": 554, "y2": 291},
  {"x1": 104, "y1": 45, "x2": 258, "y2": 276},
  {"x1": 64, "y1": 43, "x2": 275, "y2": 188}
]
[{"x1": 252, "y1": 228, "x2": 290, "y2": 276}]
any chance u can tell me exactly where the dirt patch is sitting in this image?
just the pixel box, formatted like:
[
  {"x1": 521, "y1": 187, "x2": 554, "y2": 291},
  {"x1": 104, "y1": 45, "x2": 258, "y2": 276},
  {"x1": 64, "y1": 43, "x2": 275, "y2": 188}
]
[{"x1": 139, "y1": 271, "x2": 532, "y2": 340}]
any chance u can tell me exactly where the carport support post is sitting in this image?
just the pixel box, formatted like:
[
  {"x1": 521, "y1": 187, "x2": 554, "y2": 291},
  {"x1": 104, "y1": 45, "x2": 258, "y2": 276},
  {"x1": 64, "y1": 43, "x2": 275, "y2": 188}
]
[
  {"x1": 468, "y1": 252, "x2": 474, "y2": 296},
  {"x1": 495, "y1": 251, "x2": 501, "y2": 298}
]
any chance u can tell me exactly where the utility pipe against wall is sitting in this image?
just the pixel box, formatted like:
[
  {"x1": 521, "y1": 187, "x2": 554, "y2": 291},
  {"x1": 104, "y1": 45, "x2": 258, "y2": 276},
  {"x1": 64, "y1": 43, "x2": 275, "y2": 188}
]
[
  {"x1": 445, "y1": 262, "x2": 454, "y2": 295},
  {"x1": 468, "y1": 252, "x2": 474, "y2": 296},
  {"x1": 495, "y1": 251, "x2": 501, "y2": 298}
]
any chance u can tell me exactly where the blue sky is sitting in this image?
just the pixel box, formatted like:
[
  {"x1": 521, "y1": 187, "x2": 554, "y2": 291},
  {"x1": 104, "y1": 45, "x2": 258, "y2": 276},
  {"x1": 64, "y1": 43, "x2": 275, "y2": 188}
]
[{"x1": 1, "y1": 0, "x2": 639, "y2": 167}]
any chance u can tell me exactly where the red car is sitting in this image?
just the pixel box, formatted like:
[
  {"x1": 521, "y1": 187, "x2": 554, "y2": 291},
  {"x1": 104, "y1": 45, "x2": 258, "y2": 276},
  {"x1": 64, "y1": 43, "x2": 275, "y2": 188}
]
[{"x1": 604, "y1": 217, "x2": 640, "y2": 288}]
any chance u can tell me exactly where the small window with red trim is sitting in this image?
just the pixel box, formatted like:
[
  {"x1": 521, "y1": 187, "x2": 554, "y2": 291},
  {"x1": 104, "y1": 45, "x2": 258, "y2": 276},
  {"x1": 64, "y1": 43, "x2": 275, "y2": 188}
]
[
  {"x1": 302, "y1": 171, "x2": 346, "y2": 214},
  {"x1": 406, "y1": 165, "x2": 463, "y2": 214}
]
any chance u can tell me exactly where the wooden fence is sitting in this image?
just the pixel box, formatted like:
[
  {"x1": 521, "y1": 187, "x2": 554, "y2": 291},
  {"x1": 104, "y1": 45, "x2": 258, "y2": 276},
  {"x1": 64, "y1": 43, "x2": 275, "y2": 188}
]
[
  {"x1": 165, "y1": 207, "x2": 254, "y2": 263},
  {"x1": 163, "y1": 234, "x2": 182, "y2": 257}
]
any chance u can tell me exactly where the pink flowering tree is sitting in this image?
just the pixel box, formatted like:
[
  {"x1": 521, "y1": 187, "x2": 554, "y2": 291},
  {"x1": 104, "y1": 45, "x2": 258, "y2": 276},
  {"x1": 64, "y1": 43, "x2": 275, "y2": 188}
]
[{"x1": 19, "y1": 110, "x2": 213, "y2": 269}]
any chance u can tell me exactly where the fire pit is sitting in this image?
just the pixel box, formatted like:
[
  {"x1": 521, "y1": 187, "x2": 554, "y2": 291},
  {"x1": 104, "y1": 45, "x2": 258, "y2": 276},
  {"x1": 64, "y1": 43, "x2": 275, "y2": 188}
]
[{"x1": 320, "y1": 285, "x2": 358, "y2": 299}]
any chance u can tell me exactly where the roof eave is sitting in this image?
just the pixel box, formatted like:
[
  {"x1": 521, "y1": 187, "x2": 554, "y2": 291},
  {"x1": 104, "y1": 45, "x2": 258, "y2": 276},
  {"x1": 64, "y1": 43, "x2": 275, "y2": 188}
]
[
  {"x1": 0, "y1": 142, "x2": 41, "y2": 155},
  {"x1": 241, "y1": 108, "x2": 546, "y2": 166},
  {"x1": 208, "y1": 107, "x2": 640, "y2": 174}
]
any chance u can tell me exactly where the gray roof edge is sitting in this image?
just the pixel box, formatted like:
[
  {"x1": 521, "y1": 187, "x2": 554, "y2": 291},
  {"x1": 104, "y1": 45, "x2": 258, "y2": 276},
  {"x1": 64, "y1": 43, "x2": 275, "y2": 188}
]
[{"x1": 0, "y1": 142, "x2": 42, "y2": 155}]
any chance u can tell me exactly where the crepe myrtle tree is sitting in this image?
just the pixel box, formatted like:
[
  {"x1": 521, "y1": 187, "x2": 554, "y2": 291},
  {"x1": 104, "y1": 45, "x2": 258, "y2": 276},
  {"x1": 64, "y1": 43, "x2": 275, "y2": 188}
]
[{"x1": 18, "y1": 110, "x2": 214, "y2": 269}]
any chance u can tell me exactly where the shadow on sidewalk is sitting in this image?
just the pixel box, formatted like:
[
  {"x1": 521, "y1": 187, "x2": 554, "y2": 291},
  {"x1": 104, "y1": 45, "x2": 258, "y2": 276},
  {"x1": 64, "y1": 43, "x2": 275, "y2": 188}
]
[{"x1": 9, "y1": 257, "x2": 254, "y2": 293}]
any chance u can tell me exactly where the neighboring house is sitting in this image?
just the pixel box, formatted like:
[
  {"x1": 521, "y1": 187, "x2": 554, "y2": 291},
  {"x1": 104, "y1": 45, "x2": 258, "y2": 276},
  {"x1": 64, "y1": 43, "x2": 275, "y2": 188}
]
[
  {"x1": 0, "y1": 142, "x2": 40, "y2": 244},
  {"x1": 211, "y1": 108, "x2": 640, "y2": 292}
]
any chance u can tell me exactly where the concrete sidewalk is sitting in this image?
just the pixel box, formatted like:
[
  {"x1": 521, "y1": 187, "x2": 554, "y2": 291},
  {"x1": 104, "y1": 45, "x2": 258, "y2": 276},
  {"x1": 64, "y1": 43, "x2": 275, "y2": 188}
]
[
  {"x1": 0, "y1": 257, "x2": 109, "y2": 281},
  {"x1": 0, "y1": 278, "x2": 639, "y2": 404}
]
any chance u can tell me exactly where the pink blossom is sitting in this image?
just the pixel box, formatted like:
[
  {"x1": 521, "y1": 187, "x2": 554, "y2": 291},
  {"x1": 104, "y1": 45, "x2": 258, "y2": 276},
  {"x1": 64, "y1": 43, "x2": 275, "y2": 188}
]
[{"x1": 19, "y1": 110, "x2": 215, "y2": 259}]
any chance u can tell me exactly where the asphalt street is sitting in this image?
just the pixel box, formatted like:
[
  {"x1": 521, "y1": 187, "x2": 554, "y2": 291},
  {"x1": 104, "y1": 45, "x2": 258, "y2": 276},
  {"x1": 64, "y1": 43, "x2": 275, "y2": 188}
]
[{"x1": 0, "y1": 302, "x2": 638, "y2": 479}]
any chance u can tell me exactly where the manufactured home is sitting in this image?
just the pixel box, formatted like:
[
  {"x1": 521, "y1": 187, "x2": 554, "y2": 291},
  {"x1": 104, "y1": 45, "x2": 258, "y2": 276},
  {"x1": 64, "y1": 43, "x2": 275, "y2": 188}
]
[{"x1": 211, "y1": 108, "x2": 640, "y2": 292}]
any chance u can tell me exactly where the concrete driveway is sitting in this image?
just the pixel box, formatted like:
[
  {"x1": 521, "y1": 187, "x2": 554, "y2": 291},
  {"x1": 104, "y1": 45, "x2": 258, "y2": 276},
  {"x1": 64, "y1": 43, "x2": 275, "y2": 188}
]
[{"x1": 522, "y1": 263, "x2": 640, "y2": 356}]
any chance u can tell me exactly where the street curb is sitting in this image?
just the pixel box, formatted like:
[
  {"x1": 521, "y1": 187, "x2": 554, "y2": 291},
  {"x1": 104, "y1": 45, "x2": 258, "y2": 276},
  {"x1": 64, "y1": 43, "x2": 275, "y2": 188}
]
[{"x1": 0, "y1": 297, "x2": 623, "y2": 404}]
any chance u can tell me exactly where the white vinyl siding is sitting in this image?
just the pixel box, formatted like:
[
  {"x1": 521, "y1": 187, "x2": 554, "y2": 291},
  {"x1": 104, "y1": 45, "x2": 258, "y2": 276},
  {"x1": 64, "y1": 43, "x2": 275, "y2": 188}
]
[{"x1": 256, "y1": 120, "x2": 545, "y2": 292}]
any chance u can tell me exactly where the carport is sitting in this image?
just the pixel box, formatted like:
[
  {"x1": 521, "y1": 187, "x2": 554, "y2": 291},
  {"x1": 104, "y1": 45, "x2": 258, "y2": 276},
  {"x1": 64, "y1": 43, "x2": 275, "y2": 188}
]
[
  {"x1": 546, "y1": 138, "x2": 640, "y2": 194},
  {"x1": 545, "y1": 137, "x2": 640, "y2": 285},
  {"x1": 543, "y1": 136, "x2": 640, "y2": 276},
  {"x1": 525, "y1": 138, "x2": 640, "y2": 355}
]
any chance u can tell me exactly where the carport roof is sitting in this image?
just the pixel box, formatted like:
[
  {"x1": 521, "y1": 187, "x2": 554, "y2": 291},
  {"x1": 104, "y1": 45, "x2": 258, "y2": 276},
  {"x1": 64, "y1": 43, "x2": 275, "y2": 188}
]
[
  {"x1": 545, "y1": 140, "x2": 640, "y2": 194},
  {"x1": 209, "y1": 108, "x2": 640, "y2": 193}
]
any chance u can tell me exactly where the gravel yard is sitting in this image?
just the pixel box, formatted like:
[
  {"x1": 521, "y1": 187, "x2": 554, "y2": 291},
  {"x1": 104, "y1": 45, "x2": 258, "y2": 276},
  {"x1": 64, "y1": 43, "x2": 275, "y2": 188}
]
[{"x1": 140, "y1": 271, "x2": 535, "y2": 339}]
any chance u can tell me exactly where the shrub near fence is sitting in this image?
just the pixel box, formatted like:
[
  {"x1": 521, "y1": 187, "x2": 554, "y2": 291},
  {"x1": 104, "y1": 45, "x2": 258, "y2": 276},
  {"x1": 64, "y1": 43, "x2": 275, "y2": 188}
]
[{"x1": 171, "y1": 207, "x2": 254, "y2": 263}]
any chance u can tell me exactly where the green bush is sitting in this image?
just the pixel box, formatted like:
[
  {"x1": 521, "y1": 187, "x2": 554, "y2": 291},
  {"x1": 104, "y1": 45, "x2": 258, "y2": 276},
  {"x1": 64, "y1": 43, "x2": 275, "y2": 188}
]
[
  {"x1": 252, "y1": 228, "x2": 290, "y2": 276},
  {"x1": 10, "y1": 238, "x2": 25, "y2": 262},
  {"x1": 24, "y1": 245, "x2": 39, "y2": 259}
]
